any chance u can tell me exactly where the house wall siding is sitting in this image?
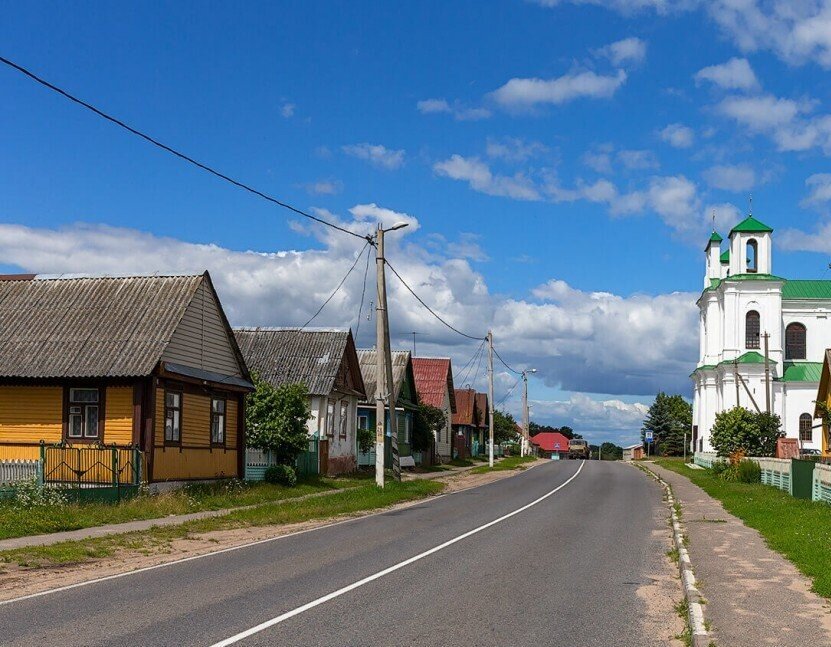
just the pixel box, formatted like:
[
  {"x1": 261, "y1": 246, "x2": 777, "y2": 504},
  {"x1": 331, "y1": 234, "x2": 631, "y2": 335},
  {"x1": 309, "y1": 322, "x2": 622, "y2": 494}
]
[
  {"x1": 162, "y1": 281, "x2": 240, "y2": 377},
  {"x1": 0, "y1": 386, "x2": 63, "y2": 458},
  {"x1": 105, "y1": 386, "x2": 134, "y2": 446}
]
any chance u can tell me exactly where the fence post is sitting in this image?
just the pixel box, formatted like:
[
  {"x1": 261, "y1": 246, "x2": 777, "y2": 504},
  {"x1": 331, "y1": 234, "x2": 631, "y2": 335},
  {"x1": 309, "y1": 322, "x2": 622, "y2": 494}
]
[
  {"x1": 133, "y1": 446, "x2": 141, "y2": 486},
  {"x1": 38, "y1": 440, "x2": 45, "y2": 486}
]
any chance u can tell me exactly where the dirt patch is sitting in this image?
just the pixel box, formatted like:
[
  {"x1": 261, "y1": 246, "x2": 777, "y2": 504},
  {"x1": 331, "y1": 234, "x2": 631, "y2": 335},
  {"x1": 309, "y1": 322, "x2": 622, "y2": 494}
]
[{"x1": 636, "y1": 529, "x2": 686, "y2": 646}]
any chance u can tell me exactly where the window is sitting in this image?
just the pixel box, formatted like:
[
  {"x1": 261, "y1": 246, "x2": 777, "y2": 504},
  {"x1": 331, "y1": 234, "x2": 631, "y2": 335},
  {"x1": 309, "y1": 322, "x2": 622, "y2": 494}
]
[
  {"x1": 745, "y1": 310, "x2": 760, "y2": 349},
  {"x1": 164, "y1": 391, "x2": 182, "y2": 443},
  {"x1": 67, "y1": 388, "x2": 100, "y2": 439},
  {"x1": 800, "y1": 413, "x2": 813, "y2": 442},
  {"x1": 785, "y1": 323, "x2": 807, "y2": 360},
  {"x1": 211, "y1": 397, "x2": 226, "y2": 445},
  {"x1": 339, "y1": 401, "x2": 349, "y2": 439},
  {"x1": 746, "y1": 239, "x2": 758, "y2": 273},
  {"x1": 358, "y1": 415, "x2": 369, "y2": 430},
  {"x1": 326, "y1": 400, "x2": 335, "y2": 438}
]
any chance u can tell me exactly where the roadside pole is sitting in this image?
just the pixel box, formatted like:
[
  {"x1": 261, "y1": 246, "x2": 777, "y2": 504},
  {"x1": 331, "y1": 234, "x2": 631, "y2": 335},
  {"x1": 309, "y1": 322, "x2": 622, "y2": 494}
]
[
  {"x1": 521, "y1": 370, "x2": 529, "y2": 457},
  {"x1": 374, "y1": 225, "x2": 387, "y2": 488},
  {"x1": 683, "y1": 432, "x2": 687, "y2": 463},
  {"x1": 487, "y1": 330, "x2": 495, "y2": 468}
]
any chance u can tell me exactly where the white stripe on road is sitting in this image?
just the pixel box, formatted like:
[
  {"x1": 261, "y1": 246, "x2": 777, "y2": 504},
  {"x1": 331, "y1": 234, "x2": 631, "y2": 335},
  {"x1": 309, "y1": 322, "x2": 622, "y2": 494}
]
[{"x1": 209, "y1": 460, "x2": 585, "y2": 647}]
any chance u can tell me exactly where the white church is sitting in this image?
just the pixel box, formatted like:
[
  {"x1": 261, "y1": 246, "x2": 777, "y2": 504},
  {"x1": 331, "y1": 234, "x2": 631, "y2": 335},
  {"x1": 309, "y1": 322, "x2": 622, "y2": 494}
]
[{"x1": 692, "y1": 215, "x2": 830, "y2": 453}]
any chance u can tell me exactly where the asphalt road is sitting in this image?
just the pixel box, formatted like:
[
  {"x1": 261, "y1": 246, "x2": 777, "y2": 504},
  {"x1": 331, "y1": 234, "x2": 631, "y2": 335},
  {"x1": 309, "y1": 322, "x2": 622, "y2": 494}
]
[{"x1": 1, "y1": 460, "x2": 671, "y2": 647}]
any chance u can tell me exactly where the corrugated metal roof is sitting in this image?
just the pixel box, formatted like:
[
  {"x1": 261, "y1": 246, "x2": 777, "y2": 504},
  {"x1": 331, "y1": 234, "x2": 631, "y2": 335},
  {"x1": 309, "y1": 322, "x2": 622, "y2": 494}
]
[
  {"x1": 530, "y1": 432, "x2": 570, "y2": 452},
  {"x1": 778, "y1": 361, "x2": 823, "y2": 383},
  {"x1": 234, "y1": 328, "x2": 364, "y2": 397},
  {"x1": 782, "y1": 280, "x2": 831, "y2": 300},
  {"x1": 356, "y1": 349, "x2": 410, "y2": 404},
  {"x1": 452, "y1": 388, "x2": 477, "y2": 426},
  {"x1": 412, "y1": 357, "x2": 456, "y2": 412},
  {"x1": 0, "y1": 274, "x2": 203, "y2": 378}
]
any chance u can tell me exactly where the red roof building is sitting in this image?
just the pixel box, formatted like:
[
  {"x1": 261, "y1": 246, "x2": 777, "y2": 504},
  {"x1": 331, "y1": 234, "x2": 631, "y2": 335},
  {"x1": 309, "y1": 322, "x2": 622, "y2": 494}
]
[
  {"x1": 412, "y1": 358, "x2": 457, "y2": 459},
  {"x1": 530, "y1": 432, "x2": 570, "y2": 456}
]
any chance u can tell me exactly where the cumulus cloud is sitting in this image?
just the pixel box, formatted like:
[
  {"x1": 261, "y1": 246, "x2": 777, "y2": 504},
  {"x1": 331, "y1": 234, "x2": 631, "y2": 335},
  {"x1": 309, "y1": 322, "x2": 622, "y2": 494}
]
[
  {"x1": 490, "y1": 69, "x2": 627, "y2": 111},
  {"x1": 694, "y1": 57, "x2": 760, "y2": 91},
  {"x1": 342, "y1": 143, "x2": 406, "y2": 170},
  {"x1": 779, "y1": 220, "x2": 831, "y2": 253},
  {"x1": 660, "y1": 123, "x2": 695, "y2": 148},
  {"x1": 302, "y1": 179, "x2": 343, "y2": 195},
  {"x1": 617, "y1": 149, "x2": 659, "y2": 170},
  {"x1": 801, "y1": 173, "x2": 831, "y2": 208},
  {"x1": 433, "y1": 155, "x2": 541, "y2": 201},
  {"x1": 485, "y1": 137, "x2": 548, "y2": 162},
  {"x1": 702, "y1": 164, "x2": 756, "y2": 192},
  {"x1": 531, "y1": 0, "x2": 680, "y2": 13},
  {"x1": 416, "y1": 98, "x2": 491, "y2": 121},
  {"x1": 280, "y1": 103, "x2": 295, "y2": 118},
  {"x1": 582, "y1": 145, "x2": 614, "y2": 174},
  {"x1": 594, "y1": 37, "x2": 648, "y2": 66},
  {"x1": 530, "y1": 393, "x2": 650, "y2": 435}
]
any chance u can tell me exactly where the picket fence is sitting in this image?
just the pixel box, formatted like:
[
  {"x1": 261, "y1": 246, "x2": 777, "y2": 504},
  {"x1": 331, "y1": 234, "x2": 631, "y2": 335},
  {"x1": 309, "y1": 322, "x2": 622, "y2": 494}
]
[
  {"x1": 0, "y1": 459, "x2": 39, "y2": 486},
  {"x1": 814, "y1": 463, "x2": 831, "y2": 504}
]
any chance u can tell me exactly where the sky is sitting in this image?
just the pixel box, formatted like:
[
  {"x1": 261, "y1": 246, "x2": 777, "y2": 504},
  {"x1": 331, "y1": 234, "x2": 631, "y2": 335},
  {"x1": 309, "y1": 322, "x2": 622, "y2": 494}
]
[{"x1": 3, "y1": 1, "x2": 831, "y2": 446}]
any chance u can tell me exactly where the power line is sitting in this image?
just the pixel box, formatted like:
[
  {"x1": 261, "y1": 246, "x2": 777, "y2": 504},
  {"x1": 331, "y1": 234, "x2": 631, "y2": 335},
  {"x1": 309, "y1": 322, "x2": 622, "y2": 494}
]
[
  {"x1": 457, "y1": 339, "x2": 486, "y2": 387},
  {"x1": 492, "y1": 345, "x2": 522, "y2": 375},
  {"x1": 354, "y1": 243, "x2": 373, "y2": 339},
  {"x1": 0, "y1": 55, "x2": 371, "y2": 244},
  {"x1": 300, "y1": 241, "x2": 370, "y2": 329},
  {"x1": 496, "y1": 378, "x2": 521, "y2": 407},
  {"x1": 384, "y1": 259, "x2": 484, "y2": 341}
]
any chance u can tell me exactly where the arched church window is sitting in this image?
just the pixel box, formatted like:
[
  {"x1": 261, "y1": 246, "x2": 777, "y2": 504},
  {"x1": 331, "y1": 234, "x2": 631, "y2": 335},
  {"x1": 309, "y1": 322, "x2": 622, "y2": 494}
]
[
  {"x1": 746, "y1": 239, "x2": 758, "y2": 273},
  {"x1": 785, "y1": 323, "x2": 807, "y2": 360},
  {"x1": 745, "y1": 311, "x2": 760, "y2": 349},
  {"x1": 799, "y1": 413, "x2": 813, "y2": 442}
]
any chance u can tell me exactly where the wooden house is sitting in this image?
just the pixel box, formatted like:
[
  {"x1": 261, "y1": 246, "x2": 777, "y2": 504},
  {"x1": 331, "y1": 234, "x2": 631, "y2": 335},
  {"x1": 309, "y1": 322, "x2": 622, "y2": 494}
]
[
  {"x1": 0, "y1": 272, "x2": 253, "y2": 483},
  {"x1": 356, "y1": 349, "x2": 419, "y2": 467},
  {"x1": 622, "y1": 444, "x2": 645, "y2": 461},
  {"x1": 530, "y1": 432, "x2": 570, "y2": 459},
  {"x1": 234, "y1": 328, "x2": 366, "y2": 476},
  {"x1": 452, "y1": 387, "x2": 481, "y2": 460},
  {"x1": 813, "y1": 349, "x2": 831, "y2": 458},
  {"x1": 475, "y1": 392, "x2": 490, "y2": 456},
  {"x1": 411, "y1": 357, "x2": 456, "y2": 461}
]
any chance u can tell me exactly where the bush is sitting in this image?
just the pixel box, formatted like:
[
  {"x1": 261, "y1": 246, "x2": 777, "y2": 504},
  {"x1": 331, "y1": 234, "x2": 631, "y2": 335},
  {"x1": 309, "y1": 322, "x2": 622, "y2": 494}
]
[
  {"x1": 10, "y1": 479, "x2": 68, "y2": 509},
  {"x1": 710, "y1": 407, "x2": 782, "y2": 457},
  {"x1": 710, "y1": 460, "x2": 729, "y2": 477},
  {"x1": 264, "y1": 464, "x2": 297, "y2": 487},
  {"x1": 357, "y1": 426, "x2": 374, "y2": 454},
  {"x1": 736, "y1": 459, "x2": 761, "y2": 483}
]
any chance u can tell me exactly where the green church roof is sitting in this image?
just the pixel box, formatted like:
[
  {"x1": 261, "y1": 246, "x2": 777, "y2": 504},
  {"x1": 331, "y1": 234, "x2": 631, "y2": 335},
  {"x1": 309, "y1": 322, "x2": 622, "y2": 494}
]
[
  {"x1": 706, "y1": 231, "x2": 723, "y2": 249},
  {"x1": 777, "y1": 362, "x2": 823, "y2": 383},
  {"x1": 730, "y1": 216, "x2": 773, "y2": 235},
  {"x1": 720, "y1": 249, "x2": 730, "y2": 263},
  {"x1": 782, "y1": 280, "x2": 831, "y2": 300},
  {"x1": 718, "y1": 351, "x2": 771, "y2": 366}
]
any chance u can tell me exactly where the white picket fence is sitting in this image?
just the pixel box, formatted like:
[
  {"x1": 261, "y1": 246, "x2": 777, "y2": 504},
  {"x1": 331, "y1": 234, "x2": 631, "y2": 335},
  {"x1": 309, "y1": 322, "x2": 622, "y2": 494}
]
[
  {"x1": 693, "y1": 452, "x2": 723, "y2": 469},
  {"x1": 813, "y1": 463, "x2": 831, "y2": 504},
  {"x1": 0, "y1": 459, "x2": 39, "y2": 486},
  {"x1": 752, "y1": 457, "x2": 792, "y2": 494}
]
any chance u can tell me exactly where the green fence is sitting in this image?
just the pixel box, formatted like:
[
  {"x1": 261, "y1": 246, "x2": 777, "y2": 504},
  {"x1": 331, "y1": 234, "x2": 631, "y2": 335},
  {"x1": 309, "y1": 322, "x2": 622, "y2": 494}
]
[
  {"x1": 40, "y1": 442, "x2": 143, "y2": 503},
  {"x1": 296, "y1": 438, "x2": 319, "y2": 478},
  {"x1": 245, "y1": 438, "x2": 320, "y2": 481}
]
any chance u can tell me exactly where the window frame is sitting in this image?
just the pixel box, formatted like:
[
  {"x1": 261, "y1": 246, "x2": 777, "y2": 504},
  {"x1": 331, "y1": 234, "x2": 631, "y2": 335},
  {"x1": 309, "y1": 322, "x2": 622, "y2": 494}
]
[
  {"x1": 745, "y1": 310, "x2": 760, "y2": 349},
  {"x1": 164, "y1": 388, "x2": 183, "y2": 446},
  {"x1": 64, "y1": 387, "x2": 103, "y2": 442},
  {"x1": 799, "y1": 413, "x2": 813, "y2": 443},
  {"x1": 326, "y1": 399, "x2": 336, "y2": 438},
  {"x1": 358, "y1": 414, "x2": 369, "y2": 431},
  {"x1": 785, "y1": 322, "x2": 807, "y2": 360},
  {"x1": 339, "y1": 400, "x2": 349, "y2": 440},
  {"x1": 746, "y1": 238, "x2": 758, "y2": 273},
  {"x1": 211, "y1": 396, "x2": 227, "y2": 447}
]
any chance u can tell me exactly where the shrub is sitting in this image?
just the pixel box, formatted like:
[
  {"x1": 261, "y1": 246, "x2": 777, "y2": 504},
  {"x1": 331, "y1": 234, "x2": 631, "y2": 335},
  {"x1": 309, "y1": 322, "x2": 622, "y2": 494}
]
[
  {"x1": 246, "y1": 375, "x2": 311, "y2": 466},
  {"x1": 736, "y1": 459, "x2": 761, "y2": 483},
  {"x1": 9, "y1": 479, "x2": 68, "y2": 509},
  {"x1": 264, "y1": 464, "x2": 297, "y2": 487},
  {"x1": 710, "y1": 460, "x2": 729, "y2": 477},
  {"x1": 357, "y1": 426, "x2": 374, "y2": 454},
  {"x1": 710, "y1": 407, "x2": 782, "y2": 457}
]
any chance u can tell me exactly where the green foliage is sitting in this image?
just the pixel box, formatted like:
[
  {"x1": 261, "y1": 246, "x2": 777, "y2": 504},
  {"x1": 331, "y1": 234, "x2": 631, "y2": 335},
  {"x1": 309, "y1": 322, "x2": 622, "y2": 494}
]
[
  {"x1": 709, "y1": 460, "x2": 729, "y2": 477},
  {"x1": 264, "y1": 464, "x2": 298, "y2": 487},
  {"x1": 413, "y1": 403, "x2": 445, "y2": 452},
  {"x1": 504, "y1": 442, "x2": 521, "y2": 456},
  {"x1": 357, "y1": 425, "x2": 374, "y2": 454},
  {"x1": 245, "y1": 374, "x2": 311, "y2": 465},
  {"x1": 493, "y1": 409, "x2": 520, "y2": 444},
  {"x1": 721, "y1": 460, "x2": 761, "y2": 483},
  {"x1": 9, "y1": 479, "x2": 68, "y2": 509},
  {"x1": 710, "y1": 407, "x2": 782, "y2": 457},
  {"x1": 528, "y1": 421, "x2": 578, "y2": 439},
  {"x1": 600, "y1": 442, "x2": 623, "y2": 460},
  {"x1": 641, "y1": 392, "x2": 692, "y2": 456}
]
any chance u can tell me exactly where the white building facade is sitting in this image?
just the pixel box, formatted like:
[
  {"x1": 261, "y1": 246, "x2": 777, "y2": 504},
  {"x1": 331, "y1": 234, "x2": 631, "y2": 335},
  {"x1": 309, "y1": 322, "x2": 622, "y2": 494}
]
[{"x1": 692, "y1": 216, "x2": 830, "y2": 453}]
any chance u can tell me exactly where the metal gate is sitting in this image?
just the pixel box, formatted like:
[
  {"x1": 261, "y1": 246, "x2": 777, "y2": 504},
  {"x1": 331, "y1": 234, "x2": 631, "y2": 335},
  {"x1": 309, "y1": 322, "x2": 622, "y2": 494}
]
[{"x1": 42, "y1": 442, "x2": 143, "y2": 503}]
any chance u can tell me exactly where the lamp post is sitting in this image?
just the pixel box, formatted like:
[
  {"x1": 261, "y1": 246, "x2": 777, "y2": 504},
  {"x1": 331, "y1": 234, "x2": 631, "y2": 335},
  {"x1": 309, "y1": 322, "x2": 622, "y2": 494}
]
[{"x1": 521, "y1": 369, "x2": 536, "y2": 456}]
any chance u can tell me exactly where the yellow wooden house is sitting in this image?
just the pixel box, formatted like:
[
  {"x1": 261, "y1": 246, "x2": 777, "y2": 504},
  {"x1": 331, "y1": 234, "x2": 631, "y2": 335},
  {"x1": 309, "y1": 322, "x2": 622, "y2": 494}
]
[
  {"x1": 814, "y1": 349, "x2": 831, "y2": 457},
  {"x1": 0, "y1": 271, "x2": 253, "y2": 483}
]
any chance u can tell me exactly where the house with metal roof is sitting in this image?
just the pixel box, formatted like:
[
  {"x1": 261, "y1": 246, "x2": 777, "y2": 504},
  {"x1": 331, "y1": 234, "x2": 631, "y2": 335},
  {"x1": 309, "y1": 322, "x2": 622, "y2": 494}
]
[
  {"x1": 411, "y1": 357, "x2": 456, "y2": 461},
  {"x1": 0, "y1": 272, "x2": 253, "y2": 484},
  {"x1": 693, "y1": 214, "x2": 831, "y2": 454},
  {"x1": 452, "y1": 387, "x2": 481, "y2": 460},
  {"x1": 530, "y1": 432, "x2": 570, "y2": 459},
  {"x1": 234, "y1": 328, "x2": 366, "y2": 476},
  {"x1": 355, "y1": 349, "x2": 419, "y2": 467}
]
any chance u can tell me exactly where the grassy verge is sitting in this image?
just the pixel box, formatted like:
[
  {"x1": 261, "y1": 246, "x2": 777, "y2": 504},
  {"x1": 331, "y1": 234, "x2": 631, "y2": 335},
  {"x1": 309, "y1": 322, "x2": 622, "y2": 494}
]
[
  {"x1": 0, "y1": 480, "x2": 445, "y2": 570},
  {"x1": 653, "y1": 457, "x2": 831, "y2": 600},
  {"x1": 0, "y1": 477, "x2": 364, "y2": 540},
  {"x1": 447, "y1": 458, "x2": 474, "y2": 467},
  {"x1": 469, "y1": 455, "x2": 537, "y2": 474}
]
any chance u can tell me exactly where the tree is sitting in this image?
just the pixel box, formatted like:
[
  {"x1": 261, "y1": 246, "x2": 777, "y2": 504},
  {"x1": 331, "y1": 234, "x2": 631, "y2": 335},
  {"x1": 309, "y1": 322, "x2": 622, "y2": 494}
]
[
  {"x1": 414, "y1": 404, "x2": 445, "y2": 452},
  {"x1": 641, "y1": 393, "x2": 692, "y2": 456},
  {"x1": 600, "y1": 442, "x2": 623, "y2": 460},
  {"x1": 245, "y1": 374, "x2": 311, "y2": 466},
  {"x1": 710, "y1": 407, "x2": 782, "y2": 457},
  {"x1": 493, "y1": 410, "x2": 520, "y2": 444}
]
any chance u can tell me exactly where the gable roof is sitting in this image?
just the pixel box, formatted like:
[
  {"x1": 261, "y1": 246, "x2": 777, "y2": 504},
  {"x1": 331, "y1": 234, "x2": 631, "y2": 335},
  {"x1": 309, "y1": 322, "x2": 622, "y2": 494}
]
[
  {"x1": 475, "y1": 392, "x2": 489, "y2": 429},
  {"x1": 452, "y1": 388, "x2": 478, "y2": 426},
  {"x1": 0, "y1": 272, "x2": 249, "y2": 380},
  {"x1": 412, "y1": 358, "x2": 456, "y2": 413},
  {"x1": 730, "y1": 216, "x2": 773, "y2": 235},
  {"x1": 530, "y1": 432, "x2": 570, "y2": 452},
  {"x1": 356, "y1": 349, "x2": 416, "y2": 406},
  {"x1": 782, "y1": 280, "x2": 831, "y2": 300},
  {"x1": 706, "y1": 231, "x2": 723, "y2": 249},
  {"x1": 234, "y1": 328, "x2": 365, "y2": 398}
]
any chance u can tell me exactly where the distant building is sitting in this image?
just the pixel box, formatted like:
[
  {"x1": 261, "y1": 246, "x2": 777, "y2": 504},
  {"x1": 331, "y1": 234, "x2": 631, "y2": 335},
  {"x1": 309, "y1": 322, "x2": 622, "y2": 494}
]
[
  {"x1": 529, "y1": 432, "x2": 570, "y2": 459},
  {"x1": 622, "y1": 444, "x2": 644, "y2": 461},
  {"x1": 411, "y1": 358, "x2": 456, "y2": 461}
]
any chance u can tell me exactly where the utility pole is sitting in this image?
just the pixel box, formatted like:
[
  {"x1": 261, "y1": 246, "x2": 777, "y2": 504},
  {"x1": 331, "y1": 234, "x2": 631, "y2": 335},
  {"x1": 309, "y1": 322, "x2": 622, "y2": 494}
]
[
  {"x1": 487, "y1": 331, "x2": 495, "y2": 468},
  {"x1": 374, "y1": 221, "x2": 409, "y2": 488},
  {"x1": 733, "y1": 360, "x2": 741, "y2": 408},
  {"x1": 521, "y1": 370, "x2": 528, "y2": 457},
  {"x1": 763, "y1": 332, "x2": 771, "y2": 414}
]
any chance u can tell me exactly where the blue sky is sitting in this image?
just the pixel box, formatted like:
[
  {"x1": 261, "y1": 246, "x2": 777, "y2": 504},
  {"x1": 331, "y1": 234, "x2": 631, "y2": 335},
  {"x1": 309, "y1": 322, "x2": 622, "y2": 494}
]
[{"x1": 3, "y1": 0, "x2": 831, "y2": 445}]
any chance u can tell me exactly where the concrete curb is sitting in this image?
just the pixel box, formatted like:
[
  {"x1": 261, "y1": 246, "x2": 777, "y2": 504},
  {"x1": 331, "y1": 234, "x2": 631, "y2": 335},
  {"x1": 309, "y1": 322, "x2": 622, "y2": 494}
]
[{"x1": 637, "y1": 463, "x2": 711, "y2": 647}]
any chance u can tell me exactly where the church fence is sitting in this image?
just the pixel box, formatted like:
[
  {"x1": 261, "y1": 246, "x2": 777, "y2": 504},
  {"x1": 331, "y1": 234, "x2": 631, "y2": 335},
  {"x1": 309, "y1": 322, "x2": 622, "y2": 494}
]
[{"x1": 813, "y1": 464, "x2": 831, "y2": 504}]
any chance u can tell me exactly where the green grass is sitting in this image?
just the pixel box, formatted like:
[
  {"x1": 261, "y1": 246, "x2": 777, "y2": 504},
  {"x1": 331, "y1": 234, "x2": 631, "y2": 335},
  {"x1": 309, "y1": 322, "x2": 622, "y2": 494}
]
[
  {"x1": 0, "y1": 480, "x2": 445, "y2": 569},
  {"x1": 447, "y1": 458, "x2": 474, "y2": 467},
  {"x1": 0, "y1": 476, "x2": 364, "y2": 541},
  {"x1": 653, "y1": 457, "x2": 831, "y2": 600},
  {"x1": 469, "y1": 455, "x2": 537, "y2": 474}
]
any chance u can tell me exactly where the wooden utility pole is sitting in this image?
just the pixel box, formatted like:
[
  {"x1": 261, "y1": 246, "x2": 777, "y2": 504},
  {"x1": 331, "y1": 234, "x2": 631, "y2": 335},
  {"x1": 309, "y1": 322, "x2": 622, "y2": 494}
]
[
  {"x1": 763, "y1": 332, "x2": 771, "y2": 414},
  {"x1": 733, "y1": 360, "x2": 741, "y2": 408},
  {"x1": 521, "y1": 370, "x2": 530, "y2": 457},
  {"x1": 487, "y1": 331, "x2": 495, "y2": 468},
  {"x1": 374, "y1": 225, "x2": 388, "y2": 488}
]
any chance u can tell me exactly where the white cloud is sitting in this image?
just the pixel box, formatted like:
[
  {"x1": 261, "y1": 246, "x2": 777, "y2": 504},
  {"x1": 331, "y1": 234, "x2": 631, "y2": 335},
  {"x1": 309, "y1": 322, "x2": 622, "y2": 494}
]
[
  {"x1": 490, "y1": 69, "x2": 627, "y2": 110},
  {"x1": 702, "y1": 164, "x2": 756, "y2": 192},
  {"x1": 416, "y1": 98, "x2": 451, "y2": 114},
  {"x1": 694, "y1": 57, "x2": 760, "y2": 91},
  {"x1": 801, "y1": 173, "x2": 831, "y2": 207},
  {"x1": 530, "y1": 393, "x2": 650, "y2": 433},
  {"x1": 595, "y1": 37, "x2": 648, "y2": 66},
  {"x1": 433, "y1": 155, "x2": 541, "y2": 201},
  {"x1": 280, "y1": 103, "x2": 295, "y2": 118},
  {"x1": 779, "y1": 220, "x2": 831, "y2": 253},
  {"x1": 660, "y1": 123, "x2": 695, "y2": 148},
  {"x1": 416, "y1": 98, "x2": 492, "y2": 121},
  {"x1": 485, "y1": 137, "x2": 548, "y2": 162},
  {"x1": 717, "y1": 94, "x2": 804, "y2": 131},
  {"x1": 531, "y1": 0, "x2": 680, "y2": 13},
  {"x1": 348, "y1": 203, "x2": 420, "y2": 232},
  {"x1": 617, "y1": 149, "x2": 659, "y2": 170},
  {"x1": 342, "y1": 143, "x2": 406, "y2": 170},
  {"x1": 302, "y1": 179, "x2": 343, "y2": 195},
  {"x1": 582, "y1": 146, "x2": 614, "y2": 174}
]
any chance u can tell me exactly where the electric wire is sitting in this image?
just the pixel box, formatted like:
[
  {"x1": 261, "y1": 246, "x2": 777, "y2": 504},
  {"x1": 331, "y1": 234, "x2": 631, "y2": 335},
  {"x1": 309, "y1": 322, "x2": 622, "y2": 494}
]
[
  {"x1": 354, "y1": 243, "x2": 373, "y2": 340},
  {"x1": 492, "y1": 345, "x2": 522, "y2": 375},
  {"x1": 0, "y1": 55, "x2": 372, "y2": 244},
  {"x1": 300, "y1": 241, "x2": 370, "y2": 330},
  {"x1": 457, "y1": 340, "x2": 486, "y2": 388},
  {"x1": 496, "y1": 378, "x2": 521, "y2": 407},
  {"x1": 384, "y1": 259, "x2": 485, "y2": 341}
]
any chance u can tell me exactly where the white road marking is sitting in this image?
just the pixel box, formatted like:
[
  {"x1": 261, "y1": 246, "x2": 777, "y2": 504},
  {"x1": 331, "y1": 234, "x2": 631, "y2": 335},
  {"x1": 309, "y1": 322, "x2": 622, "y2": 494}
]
[{"x1": 208, "y1": 461, "x2": 585, "y2": 647}]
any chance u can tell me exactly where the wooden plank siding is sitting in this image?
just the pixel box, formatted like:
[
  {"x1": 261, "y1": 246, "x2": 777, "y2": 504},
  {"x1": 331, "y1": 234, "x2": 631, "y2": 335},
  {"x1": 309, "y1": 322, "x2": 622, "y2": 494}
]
[
  {"x1": 105, "y1": 386, "x2": 134, "y2": 446},
  {"x1": 0, "y1": 386, "x2": 63, "y2": 459},
  {"x1": 161, "y1": 281, "x2": 240, "y2": 377}
]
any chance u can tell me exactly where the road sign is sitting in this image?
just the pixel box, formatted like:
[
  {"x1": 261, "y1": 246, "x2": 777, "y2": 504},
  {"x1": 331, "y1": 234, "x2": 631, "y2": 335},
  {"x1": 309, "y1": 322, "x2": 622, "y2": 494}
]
[{"x1": 645, "y1": 431, "x2": 654, "y2": 443}]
